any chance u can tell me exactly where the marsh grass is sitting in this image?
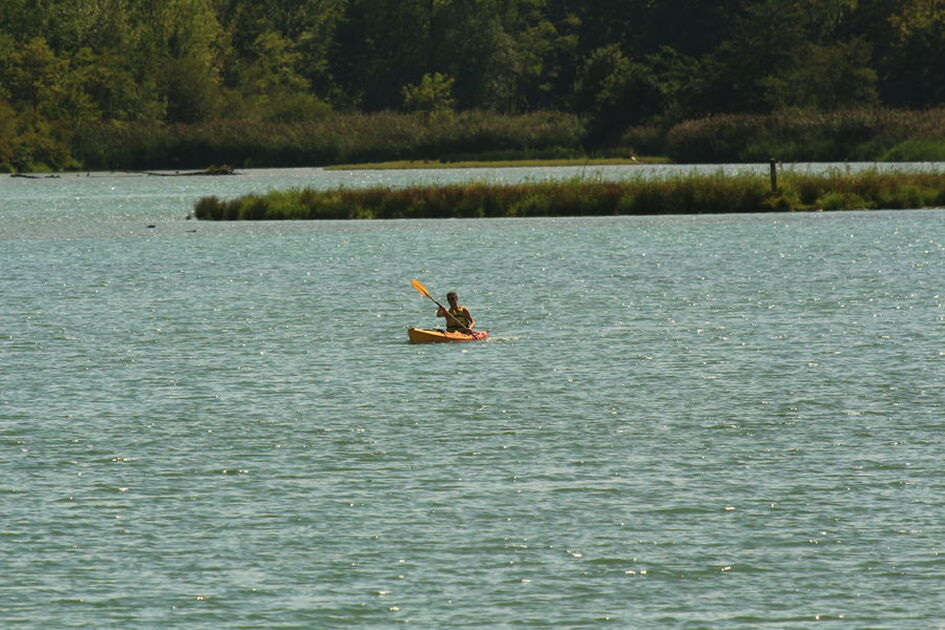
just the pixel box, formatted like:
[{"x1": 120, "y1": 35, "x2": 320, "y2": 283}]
[
  {"x1": 27, "y1": 107, "x2": 945, "y2": 171},
  {"x1": 72, "y1": 111, "x2": 585, "y2": 170},
  {"x1": 193, "y1": 169, "x2": 945, "y2": 220},
  {"x1": 653, "y1": 108, "x2": 945, "y2": 163},
  {"x1": 785, "y1": 170, "x2": 945, "y2": 210}
]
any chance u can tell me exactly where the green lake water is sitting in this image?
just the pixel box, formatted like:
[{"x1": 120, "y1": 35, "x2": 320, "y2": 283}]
[{"x1": 2, "y1": 166, "x2": 944, "y2": 628}]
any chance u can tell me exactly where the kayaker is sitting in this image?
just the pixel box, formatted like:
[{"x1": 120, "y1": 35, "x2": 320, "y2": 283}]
[{"x1": 436, "y1": 291, "x2": 475, "y2": 333}]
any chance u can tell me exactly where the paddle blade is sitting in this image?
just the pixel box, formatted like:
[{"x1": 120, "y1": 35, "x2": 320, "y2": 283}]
[{"x1": 411, "y1": 279, "x2": 432, "y2": 299}]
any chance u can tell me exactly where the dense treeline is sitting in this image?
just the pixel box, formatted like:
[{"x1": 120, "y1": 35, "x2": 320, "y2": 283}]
[{"x1": 1, "y1": 0, "x2": 944, "y2": 171}]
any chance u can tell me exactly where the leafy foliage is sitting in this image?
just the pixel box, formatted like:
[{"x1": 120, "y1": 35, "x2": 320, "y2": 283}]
[
  {"x1": 2, "y1": 0, "x2": 945, "y2": 170},
  {"x1": 402, "y1": 73, "x2": 456, "y2": 113}
]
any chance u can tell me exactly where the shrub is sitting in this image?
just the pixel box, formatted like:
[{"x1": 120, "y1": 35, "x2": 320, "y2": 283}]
[
  {"x1": 815, "y1": 192, "x2": 872, "y2": 211},
  {"x1": 193, "y1": 196, "x2": 225, "y2": 219},
  {"x1": 663, "y1": 108, "x2": 945, "y2": 163},
  {"x1": 881, "y1": 139, "x2": 945, "y2": 162}
]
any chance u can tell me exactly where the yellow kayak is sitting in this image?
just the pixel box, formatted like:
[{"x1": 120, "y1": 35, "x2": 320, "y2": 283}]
[{"x1": 407, "y1": 328, "x2": 489, "y2": 344}]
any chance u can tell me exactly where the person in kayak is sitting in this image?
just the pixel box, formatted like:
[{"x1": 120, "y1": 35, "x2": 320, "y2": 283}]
[{"x1": 437, "y1": 291, "x2": 476, "y2": 333}]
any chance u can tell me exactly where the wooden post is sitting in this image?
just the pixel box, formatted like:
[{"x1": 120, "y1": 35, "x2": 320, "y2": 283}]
[{"x1": 769, "y1": 158, "x2": 778, "y2": 194}]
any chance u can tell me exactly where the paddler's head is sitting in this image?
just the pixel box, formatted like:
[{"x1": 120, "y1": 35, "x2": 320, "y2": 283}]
[{"x1": 446, "y1": 291, "x2": 458, "y2": 306}]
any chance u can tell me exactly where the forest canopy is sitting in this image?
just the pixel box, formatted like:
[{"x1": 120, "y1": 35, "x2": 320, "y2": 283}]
[{"x1": 1, "y1": 0, "x2": 943, "y2": 170}]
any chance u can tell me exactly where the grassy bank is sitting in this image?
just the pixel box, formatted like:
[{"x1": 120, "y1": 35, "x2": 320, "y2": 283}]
[{"x1": 193, "y1": 170, "x2": 945, "y2": 220}]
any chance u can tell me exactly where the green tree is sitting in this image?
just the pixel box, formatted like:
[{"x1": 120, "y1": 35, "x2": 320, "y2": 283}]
[
  {"x1": 39, "y1": 0, "x2": 133, "y2": 51},
  {"x1": 5, "y1": 37, "x2": 64, "y2": 112},
  {"x1": 242, "y1": 31, "x2": 310, "y2": 95},
  {"x1": 214, "y1": 0, "x2": 346, "y2": 97},
  {"x1": 690, "y1": 0, "x2": 877, "y2": 115},
  {"x1": 882, "y1": 0, "x2": 945, "y2": 106},
  {"x1": 402, "y1": 71, "x2": 455, "y2": 112},
  {"x1": 0, "y1": 97, "x2": 16, "y2": 170},
  {"x1": 572, "y1": 44, "x2": 664, "y2": 143},
  {"x1": 696, "y1": 1, "x2": 811, "y2": 114},
  {"x1": 795, "y1": 0, "x2": 861, "y2": 39},
  {"x1": 129, "y1": 0, "x2": 227, "y2": 122},
  {"x1": 0, "y1": 0, "x2": 42, "y2": 41},
  {"x1": 330, "y1": 0, "x2": 579, "y2": 112},
  {"x1": 761, "y1": 39, "x2": 878, "y2": 110},
  {"x1": 236, "y1": 31, "x2": 329, "y2": 121},
  {"x1": 73, "y1": 48, "x2": 163, "y2": 122},
  {"x1": 331, "y1": 0, "x2": 430, "y2": 109},
  {"x1": 503, "y1": 1, "x2": 579, "y2": 110}
]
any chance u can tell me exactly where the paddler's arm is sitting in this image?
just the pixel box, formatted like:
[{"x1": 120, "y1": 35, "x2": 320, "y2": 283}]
[{"x1": 461, "y1": 307, "x2": 475, "y2": 329}]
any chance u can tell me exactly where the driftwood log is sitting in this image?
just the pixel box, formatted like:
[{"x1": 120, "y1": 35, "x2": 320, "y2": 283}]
[
  {"x1": 141, "y1": 165, "x2": 236, "y2": 176},
  {"x1": 12, "y1": 166, "x2": 235, "y2": 178}
]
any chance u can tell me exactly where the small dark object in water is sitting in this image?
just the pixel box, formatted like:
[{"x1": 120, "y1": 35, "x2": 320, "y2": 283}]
[{"x1": 146, "y1": 224, "x2": 156, "y2": 228}]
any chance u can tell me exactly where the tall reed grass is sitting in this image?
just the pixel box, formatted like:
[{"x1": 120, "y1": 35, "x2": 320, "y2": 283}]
[
  {"x1": 639, "y1": 108, "x2": 945, "y2": 163},
  {"x1": 71, "y1": 111, "x2": 585, "y2": 170},
  {"x1": 193, "y1": 170, "x2": 945, "y2": 220},
  {"x1": 22, "y1": 107, "x2": 945, "y2": 171}
]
